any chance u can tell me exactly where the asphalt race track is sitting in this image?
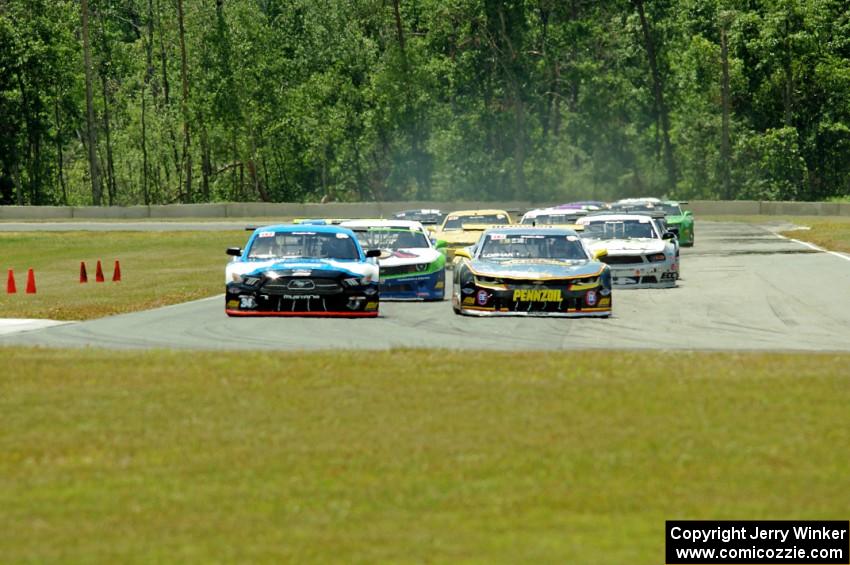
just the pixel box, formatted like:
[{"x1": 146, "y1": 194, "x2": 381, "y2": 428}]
[{"x1": 3, "y1": 221, "x2": 850, "y2": 351}]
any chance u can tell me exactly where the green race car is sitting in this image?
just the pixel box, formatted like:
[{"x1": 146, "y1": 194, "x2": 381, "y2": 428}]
[{"x1": 658, "y1": 201, "x2": 695, "y2": 247}]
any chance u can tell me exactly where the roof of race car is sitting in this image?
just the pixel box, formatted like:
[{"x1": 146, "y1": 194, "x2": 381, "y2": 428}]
[
  {"x1": 251, "y1": 224, "x2": 356, "y2": 234},
  {"x1": 482, "y1": 226, "x2": 581, "y2": 236},
  {"x1": 340, "y1": 219, "x2": 426, "y2": 230},
  {"x1": 445, "y1": 209, "x2": 510, "y2": 217},
  {"x1": 394, "y1": 208, "x2": 442, "y2": 215},
  {"x1": 522, "y1": 207, "x2": 587, "y2": 219},
  {"x1": 615, "y1": 197, "x2": 662, "y2": 204},
  {"x1": 578, "y1": 213, "x2": 658, "y2": 223}
]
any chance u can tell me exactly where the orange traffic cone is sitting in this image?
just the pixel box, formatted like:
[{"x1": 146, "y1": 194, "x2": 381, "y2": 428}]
[
  {"x1": 25, "y1": 268, "x2": 36, "y2": 294},
  {"x1": 6, "y1": 269, "x2": 16, "y2": 294},
  {"x1": 112, "y1": 260, "x2": 121, "y2": 282},
  {"x1": 80, "y1": 261, "x2": 88, "y2": 283},
  {"x1": 95, "y1": 260, "x2": 105, "y2": 282}
]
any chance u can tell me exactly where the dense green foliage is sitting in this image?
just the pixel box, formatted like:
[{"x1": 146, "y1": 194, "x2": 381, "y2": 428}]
[{"x1": 1, "y1": 0, "x2": 849, "y2": 205}]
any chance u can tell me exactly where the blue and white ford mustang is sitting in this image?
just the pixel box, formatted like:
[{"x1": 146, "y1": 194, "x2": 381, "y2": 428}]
[{"x1": 225, "y1": 224, "x2": 381, "y2": 317}]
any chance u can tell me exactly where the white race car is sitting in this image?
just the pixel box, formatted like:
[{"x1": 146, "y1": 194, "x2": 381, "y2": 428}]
[{"x1": 577, "y1": 213, "x2": 678, "y2": 288}]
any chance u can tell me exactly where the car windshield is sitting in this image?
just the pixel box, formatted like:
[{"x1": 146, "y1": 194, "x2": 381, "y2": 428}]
[
  {"x1": 353, "y1": 228, "x2": 430, "y2": 250},
  {"x1": 443, "y1": 213, "x2": 509, "y2": 231},
  {"x1": 582, "y1": 220, "x2": 658, "y2": 240},
  {"x1": 521, "y1": 213, "x2": 582, "y2": 225},
  {"x1": 247, "y1": 231, "x2": 360, "y2": 260},
  {"x1": 659, "y1": 204, "x2": 683, "y2": 216},
  {"x1": 478, "y1": 233, "x2": 589, "y2": 260}
]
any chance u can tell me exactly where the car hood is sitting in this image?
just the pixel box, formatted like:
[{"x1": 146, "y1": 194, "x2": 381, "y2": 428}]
[
  {"x1": 467, "y1": 258, "x2": 605, "y2": 279},
  {"x1": 436, "y1": 230, "x2": 485, "y2": 245},
  {"x1": 379, "y1": 248, "x2": 443, "y2": 267},
  {"x1": 226, "y1": 257, "x2": 378, "y2": 282},
  {"x1": 585, "y1": 239, "x2": 667, "y2": 255}
]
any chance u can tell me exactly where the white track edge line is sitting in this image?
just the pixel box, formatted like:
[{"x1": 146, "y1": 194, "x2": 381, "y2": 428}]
[{"x1": 771, "y1": 229, "x2": 850, "y2": 262}]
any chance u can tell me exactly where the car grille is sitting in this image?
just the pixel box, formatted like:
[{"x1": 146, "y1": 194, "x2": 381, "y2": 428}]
[
  {"x1": 601, "y1": 255, "x2": 645, "y2": 265},
  {"x1": 501, "y1": 296, "x2": 585, "y2": 312},
  {"x1": 383, "y1": 282, "x2": 414, "y2": 293},
  {"x1": 381, "y1": 264, "x2": 427, "y2": 276},
  {"x1": 261, "y1": 277, "x2": 342, "y2": 295}
]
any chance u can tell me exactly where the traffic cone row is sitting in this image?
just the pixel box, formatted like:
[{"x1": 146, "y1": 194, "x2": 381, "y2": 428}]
[
  {"x1": 6, "y1": 268, "x2": 36, "y2": 294},
  {"x1": 5, "y1": 260, "x2": 121, "y2": 295},
  {"x1": 80, "y1": 260, "x2": 121, "y2": 283}
]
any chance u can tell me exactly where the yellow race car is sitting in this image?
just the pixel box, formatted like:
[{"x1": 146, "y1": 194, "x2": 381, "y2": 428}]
[{"x1": 433, "y1": 209, "x2": 513, "y2": 261}]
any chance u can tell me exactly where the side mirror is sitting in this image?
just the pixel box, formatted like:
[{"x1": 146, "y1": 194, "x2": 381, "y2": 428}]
[
  {"x1": 435, "y1": 239, "x2": 447, "y2": 249},
  {"x1": 592, "y1": 249, "x2": 608, "y2": 260},
  {"x1": 226, "y1": 247, "x2": 242, "y2": 257},
  {"x1": 454, "y1": 249, "x2": 472, "y2": 260},
  {"x1": 662, "y1": 231, "x2": 676, "y2": 240},
  {"x1": 684, "y1": 210, "x2": 693, "y2": 216},
  {"x1": 365, "y1": 249, "x2": 382, "y2": 258}
]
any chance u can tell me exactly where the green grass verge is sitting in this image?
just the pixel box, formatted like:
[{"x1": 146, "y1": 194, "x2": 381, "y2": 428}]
[
  {"x1": 1, "y1": 348, "x2": 848, "y2": 563},
  {"x1": 703, "y1": 216, "x2": 850, "y2": 254},
  {"x1": 0, "y1": 231, "x2": 244, "y2": 320}
]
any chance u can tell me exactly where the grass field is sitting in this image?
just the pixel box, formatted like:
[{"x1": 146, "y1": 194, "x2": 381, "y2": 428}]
[
  {"x1": 0, "y1": 231, "x2": 245, "y2": 320},
  {"x1": 1, "y1": 348, "x2": 848, "y2": 563}
]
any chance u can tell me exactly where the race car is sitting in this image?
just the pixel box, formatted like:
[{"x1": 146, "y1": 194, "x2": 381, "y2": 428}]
[
  {"x1": 451, "y1": 227, "x2": 612, "y2": 317},
  {"x1": 520, "y1": 207, "x2": 587, "y2": 230},
  {"x1": 341, "y1": 219, "x2": 446, "y2": 300},
  {"x1": 392, "y1": 209, "x2": 445, "y2": 226},
  {"x1": 656, "y1": 200, "x2": 694, "y2": 247},
  {"x1": 292, "y1": 218, "x2": 354, "y2": 225},
  {"x1": 225, "y1": 224, "x2": 381, "y2": 317},
  {"x1": 577, "y1": 213, "x2": 678, "y2": 288},
  {"x1": 554, "y1": 201, "x2": 608, "y2": 211},
  {"x1": 433, "y1": 209, "x2": 513, "y2": 261}
]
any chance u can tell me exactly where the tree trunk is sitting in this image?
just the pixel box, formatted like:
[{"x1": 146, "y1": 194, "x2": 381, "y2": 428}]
[
  {"x1": 719, "y1": 19, "x2": 732, "y2": 200},
  {"x1": 176, "y1": 0, "x2": 192, "y2": 202},
  {"x1": 782, "y1": 17, "x2": 793, "y2": 127},
  {"x1": 156, "y1": 0, "x2": 181, "y2": 200},
  {"x1": 200, "y1": 123, "x2": 211, "y2": 201},
  {"x1": 54, "y1": 97, "x2": 68, "y2": 205},
  {"x1": 634, "y1": 0, "x2": 677, "y2": 189},
  {"x1": 141, "y1": 0, "x2": 155, "y2": 205},
  {"x1": 81, "y1": 0, "x2": 102, "y2": 205}
]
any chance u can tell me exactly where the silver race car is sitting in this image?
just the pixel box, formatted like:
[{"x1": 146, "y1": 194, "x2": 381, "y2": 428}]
[{"x1": 577, "y1": 213, "x2": 678, "y2": 288}]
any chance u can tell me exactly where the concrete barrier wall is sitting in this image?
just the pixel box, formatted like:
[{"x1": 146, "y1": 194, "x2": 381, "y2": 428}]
[
  {"x1": 687, "y1": 200, "x2": 761, "y2": 215},
  {"x1": 0, "y1": 206, "x2": 73, "y2": 219},
  {"x1": 1, "y1": 200, "x2": 849, "y2": 219}
]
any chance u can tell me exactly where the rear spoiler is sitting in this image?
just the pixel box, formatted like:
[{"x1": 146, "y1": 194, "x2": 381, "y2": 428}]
[
  {"x1": 529, "y1": 222, "x2": 585, "y2": 231},
  {"x1": 293, "y1": 218, "x2": 356, "y2": 225}
]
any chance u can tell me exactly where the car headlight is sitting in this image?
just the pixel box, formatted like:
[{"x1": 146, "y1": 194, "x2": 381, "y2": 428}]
[
  {"x1": 231, "y1": 273, "x2": 261, "y2": 286},
  {"x1": 647, "y1": 253, "x2": 667, "y2": 262},
  {"x1": 343, "y1": 277, "x2": 371, "y2": 287}
]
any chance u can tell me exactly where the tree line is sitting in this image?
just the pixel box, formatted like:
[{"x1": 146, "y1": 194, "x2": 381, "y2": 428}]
[{"x1": 1, "y1": 0, "x2": 849, "y2": 206}]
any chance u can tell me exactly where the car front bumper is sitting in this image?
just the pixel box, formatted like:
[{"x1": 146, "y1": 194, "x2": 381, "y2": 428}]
[
  {"x1": 454, "y1": 282, "x2": 612, "y2": 317},
  {"x1": 380, "y1": 269, "x2": 445, "y2": 300}
]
